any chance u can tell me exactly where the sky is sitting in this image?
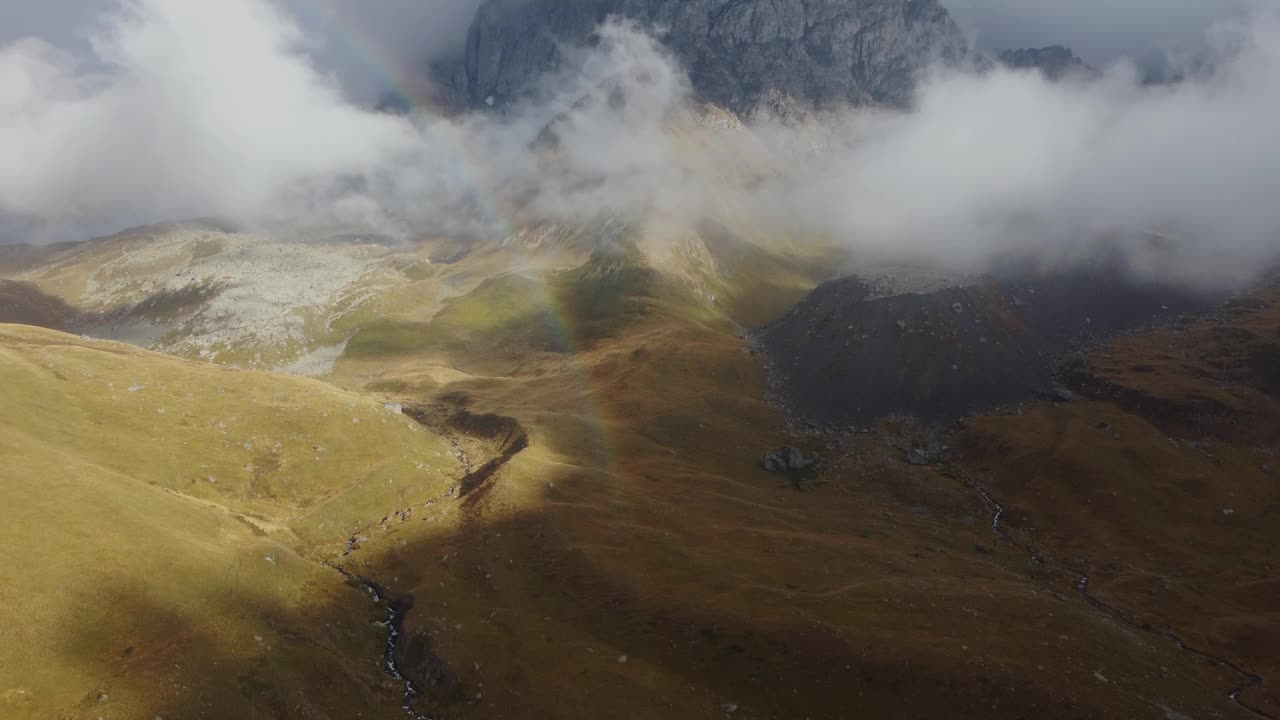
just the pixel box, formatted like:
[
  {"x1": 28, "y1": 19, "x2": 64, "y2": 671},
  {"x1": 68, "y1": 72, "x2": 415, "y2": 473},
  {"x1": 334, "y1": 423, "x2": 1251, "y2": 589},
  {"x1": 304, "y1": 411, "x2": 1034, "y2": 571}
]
[{"x1": 947, "y1": 0, "x2": 1263, "y2": 64}]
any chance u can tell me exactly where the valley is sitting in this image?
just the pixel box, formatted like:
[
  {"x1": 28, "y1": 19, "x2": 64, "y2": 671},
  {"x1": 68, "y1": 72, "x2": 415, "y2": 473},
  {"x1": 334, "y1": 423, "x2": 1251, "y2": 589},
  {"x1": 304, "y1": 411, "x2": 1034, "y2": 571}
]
[{"x1": 1, "y1": 221, "x2": 1276, "y2": 719}]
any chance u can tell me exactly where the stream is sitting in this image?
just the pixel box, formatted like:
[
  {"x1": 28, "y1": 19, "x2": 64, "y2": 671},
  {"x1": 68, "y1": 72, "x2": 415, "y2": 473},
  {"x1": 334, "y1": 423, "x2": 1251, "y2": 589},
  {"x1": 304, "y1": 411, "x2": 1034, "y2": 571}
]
[
  {"x1": 328, "y1": 564, "x2": 432, "y2": 720},
  {"x1": 321, "y1": 408, "x2": 529, "y2": 719}
]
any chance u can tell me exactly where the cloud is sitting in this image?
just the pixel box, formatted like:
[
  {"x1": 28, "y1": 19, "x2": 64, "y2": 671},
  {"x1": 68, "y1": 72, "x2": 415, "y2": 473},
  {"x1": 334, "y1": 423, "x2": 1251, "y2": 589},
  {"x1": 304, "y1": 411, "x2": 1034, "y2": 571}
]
[
  {"x1": 278, "y1": 0, "x2": 488, "y2": 101},
  {"x1": 0, "y1": 1, "x2": 685, "y2": 241},
  {"x1": 0, "y1": 0, "x2": 1278, "y2": 290},
  {"x1": 0, "y1": 0, "x2": 425, "y2": 237},
  {"x1": 759, "y1": 11, "x2": 1280, "y2": 286}
]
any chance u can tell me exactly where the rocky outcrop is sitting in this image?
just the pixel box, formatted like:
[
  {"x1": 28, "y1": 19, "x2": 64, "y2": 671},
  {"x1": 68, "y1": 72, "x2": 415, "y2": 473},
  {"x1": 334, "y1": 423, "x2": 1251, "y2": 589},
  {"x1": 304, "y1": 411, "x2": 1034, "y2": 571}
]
[
  {"x1": 998, "y1": 46, "x2": 1097, "y2": 81},
  {"x1": 761, "y1": 446, "x2": 816, "y2": 473},
  {"x1": 433, "y1": 0, "x2": 968, "y2": 115}
]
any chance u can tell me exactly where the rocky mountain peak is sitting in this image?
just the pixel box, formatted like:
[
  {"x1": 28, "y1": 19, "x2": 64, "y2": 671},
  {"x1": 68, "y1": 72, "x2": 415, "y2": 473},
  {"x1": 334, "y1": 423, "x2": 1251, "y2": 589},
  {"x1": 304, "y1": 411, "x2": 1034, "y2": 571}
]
[{"x1": 432, "y1": 0, "x2": 968, "y2": 116}]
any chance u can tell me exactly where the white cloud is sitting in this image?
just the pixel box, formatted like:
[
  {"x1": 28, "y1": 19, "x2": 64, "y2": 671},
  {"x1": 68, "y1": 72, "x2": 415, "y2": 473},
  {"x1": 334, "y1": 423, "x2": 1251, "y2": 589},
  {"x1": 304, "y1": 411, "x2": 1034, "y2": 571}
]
[
  {"x1": 0, "y1": 0, "x2": 421, "y2": 235},
  {"x1": 0, "y1": 0, "x2": 1277, "y2": 289},
  {"x1": 769, "y1": 12, "x2": 1280, "y2": 286}
]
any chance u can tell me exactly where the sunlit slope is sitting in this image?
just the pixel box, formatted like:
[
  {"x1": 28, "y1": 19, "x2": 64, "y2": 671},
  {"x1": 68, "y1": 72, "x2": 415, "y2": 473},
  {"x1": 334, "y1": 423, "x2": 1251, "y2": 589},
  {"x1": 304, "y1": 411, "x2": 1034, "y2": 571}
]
[
  {"x1": 1, "y1": 222, "x2": 606, "y2": 373},
  {"x1": 0, "y1": 324, "x2": 463, "y2": 719},
  {"x1": 0, "y1": 103, "x2": 850, "y2": 375},
  {"x1": 339, "y1": 228, "x2": 841, "y2": 382}
]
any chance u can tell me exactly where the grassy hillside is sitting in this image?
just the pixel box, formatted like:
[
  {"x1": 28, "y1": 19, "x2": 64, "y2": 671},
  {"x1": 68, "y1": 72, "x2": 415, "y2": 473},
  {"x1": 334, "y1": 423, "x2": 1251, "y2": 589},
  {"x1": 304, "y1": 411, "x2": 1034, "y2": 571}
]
[
  {"x1": 4, "y1": 224, "x2": 1276, "y2": 719},
  {"x1": 0, "y1": 325, "x2": 463, "y2": 719},
  {"x1": 316, "y1": 312, "x2": 1268, "y2": 720},
  {"x1": 2, "y1": 217, "x2": 837, "y2": 381},
  {"x1": 319, "y1": 273, "x2": 1278, "y2": 719}
]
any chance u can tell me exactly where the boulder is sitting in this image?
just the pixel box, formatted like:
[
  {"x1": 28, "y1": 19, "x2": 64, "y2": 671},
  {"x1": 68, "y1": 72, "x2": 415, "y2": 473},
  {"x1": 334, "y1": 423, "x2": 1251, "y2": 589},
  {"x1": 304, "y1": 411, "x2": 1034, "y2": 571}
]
[
  {"x1": 760, "y1": 445, "x2": 816, "y2": 472},
  {"x1": 760, "y1": 451, "x2": 786, "y2": 472},
  {"x1": 906, "y1": 449, "x2": 930, "y2": 466},
  {"x1": 781, "y1": 446, "x2": 814, "y2": 471}
]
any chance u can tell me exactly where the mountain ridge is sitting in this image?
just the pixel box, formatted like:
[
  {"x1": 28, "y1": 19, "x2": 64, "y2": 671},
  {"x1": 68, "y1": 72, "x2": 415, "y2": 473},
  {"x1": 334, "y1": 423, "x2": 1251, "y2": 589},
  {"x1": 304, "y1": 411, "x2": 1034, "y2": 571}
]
[{"x1": 431, "y1": 0, "x2": 968, "y2": 115}]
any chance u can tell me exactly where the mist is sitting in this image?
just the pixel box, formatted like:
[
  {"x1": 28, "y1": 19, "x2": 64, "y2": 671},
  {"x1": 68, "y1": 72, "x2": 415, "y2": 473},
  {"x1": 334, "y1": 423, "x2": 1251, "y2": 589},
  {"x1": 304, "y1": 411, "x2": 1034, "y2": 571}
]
[
  {"x1": 0, "y1": 0, "x2": 422, "y2": 239},
  {"x1": 0, "y1": 0, "x2": 487, "y2": 103},
  {"x1": 0, "y1": 0, "x2": 689, "y2": 242},
  {"x1": 1, "y1": 0, "x2": 1278, "y2": 288},
  {"x1": 774, "y1": 11, "x2": 1280, "y2": 285},
  {"x1": 767, "y1": 15, "x2": 1280, "y2": 285},
  {"x1": 279, "y1": 0, "x2": 488, "y2": 102}
]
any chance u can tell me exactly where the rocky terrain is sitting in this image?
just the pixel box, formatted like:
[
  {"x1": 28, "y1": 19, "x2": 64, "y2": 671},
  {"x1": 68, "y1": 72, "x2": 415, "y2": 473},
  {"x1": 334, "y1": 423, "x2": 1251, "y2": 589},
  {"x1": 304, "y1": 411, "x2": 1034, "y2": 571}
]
[
  {"x1": 759, "y1": 262, "x2": 1220, "y2": 425},
  {"x1": 0, "y1": 222, "x2": 598, "y2": 376},
  {"x1": 433, "y1": 0, "x2": 967, "y2": 114}
]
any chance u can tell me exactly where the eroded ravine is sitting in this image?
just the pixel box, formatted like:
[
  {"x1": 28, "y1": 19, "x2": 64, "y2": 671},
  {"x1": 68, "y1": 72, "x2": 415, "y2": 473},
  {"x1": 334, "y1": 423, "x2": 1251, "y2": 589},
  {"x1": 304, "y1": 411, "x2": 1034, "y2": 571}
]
[
  {"x1": 943, "y1": 465, "x2": 1276, "y2": 720},
  {"x1": 328, "y1": 564, "x2": 432, "y2": 720},
  {"x1": 404, "y1": 400, "x2": 531, "y2": 515},
  {"x1": 328, "y1": 401, "x2": 531, "y2": 719}
]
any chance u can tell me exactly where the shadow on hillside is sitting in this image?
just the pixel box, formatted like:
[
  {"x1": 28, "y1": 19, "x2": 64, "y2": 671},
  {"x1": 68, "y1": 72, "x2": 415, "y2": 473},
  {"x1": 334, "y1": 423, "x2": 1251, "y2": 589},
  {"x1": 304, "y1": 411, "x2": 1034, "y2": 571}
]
[
  {"x1": 47, "y1": 572, "x2": 400, "y2": 720},
  {"x1": 45, "y1": 434, "x2": 1277, "y2": 720},
  {"x1": 38, "y1": 284, "x2": 1280, "y2": 720},
  {"x1": 0, "y1": 280, "x2": 81, "y2": 331}
]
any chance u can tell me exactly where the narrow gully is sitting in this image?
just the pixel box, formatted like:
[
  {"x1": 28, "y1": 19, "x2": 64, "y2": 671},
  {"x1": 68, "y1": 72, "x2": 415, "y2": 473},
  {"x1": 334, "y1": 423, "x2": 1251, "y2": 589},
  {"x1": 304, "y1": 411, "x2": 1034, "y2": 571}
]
[
  {"x1": 322, "y1": 408, "x2": 529, "y2": 718},
  {"x1": 327, "y1": 564, "x2": 432, "y2": 720},
  {"x1": 943, "y1": 466, "x2": 1275, "y2": 720}
]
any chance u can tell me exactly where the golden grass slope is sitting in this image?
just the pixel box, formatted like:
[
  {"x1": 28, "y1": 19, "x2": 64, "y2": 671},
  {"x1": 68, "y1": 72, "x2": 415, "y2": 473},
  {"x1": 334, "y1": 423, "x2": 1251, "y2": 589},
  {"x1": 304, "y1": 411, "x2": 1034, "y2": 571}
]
[{"x1": 0, "y1": 324, "x2": 464, "y2": 719}]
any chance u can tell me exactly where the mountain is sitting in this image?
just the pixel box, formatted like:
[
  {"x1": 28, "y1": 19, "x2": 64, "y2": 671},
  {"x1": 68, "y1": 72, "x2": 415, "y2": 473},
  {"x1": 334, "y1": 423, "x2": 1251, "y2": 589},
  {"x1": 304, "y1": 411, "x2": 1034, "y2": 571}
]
[
  {"x1": 5, "y1": 10, "x2": 1280, "y2": 718},
  {"x1": 432, "y1": 0, "x2": 968, "y2": 115}
]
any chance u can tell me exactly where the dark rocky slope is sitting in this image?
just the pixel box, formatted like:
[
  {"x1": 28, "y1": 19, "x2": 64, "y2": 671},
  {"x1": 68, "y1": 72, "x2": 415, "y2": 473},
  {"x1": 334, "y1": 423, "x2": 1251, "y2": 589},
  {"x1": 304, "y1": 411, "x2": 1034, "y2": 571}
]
[{"x1": 760, "y1": 265, "x2": 1221, "y2": 426}]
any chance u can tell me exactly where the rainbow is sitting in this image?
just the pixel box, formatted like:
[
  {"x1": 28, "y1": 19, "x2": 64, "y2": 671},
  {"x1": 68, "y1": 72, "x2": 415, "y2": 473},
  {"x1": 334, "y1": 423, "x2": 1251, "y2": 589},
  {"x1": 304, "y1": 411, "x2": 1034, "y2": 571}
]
[{"x1": 291, "y1": 0, "x2": 621, "y2": 475}]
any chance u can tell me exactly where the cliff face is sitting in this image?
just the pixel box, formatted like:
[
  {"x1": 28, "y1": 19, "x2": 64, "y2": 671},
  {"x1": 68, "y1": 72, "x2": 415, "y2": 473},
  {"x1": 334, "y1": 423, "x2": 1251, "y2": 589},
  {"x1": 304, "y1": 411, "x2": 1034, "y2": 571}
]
[{"x1": 433, "y1": 0, "x2": 968, "y2": 114}]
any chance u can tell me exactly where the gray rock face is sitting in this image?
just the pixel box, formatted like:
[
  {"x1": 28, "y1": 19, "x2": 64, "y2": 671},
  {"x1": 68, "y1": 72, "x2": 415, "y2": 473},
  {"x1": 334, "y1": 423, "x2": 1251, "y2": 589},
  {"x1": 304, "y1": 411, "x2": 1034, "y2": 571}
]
[{"x1": 434, "y1": 0, "x2": 968, "y2": 114}]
